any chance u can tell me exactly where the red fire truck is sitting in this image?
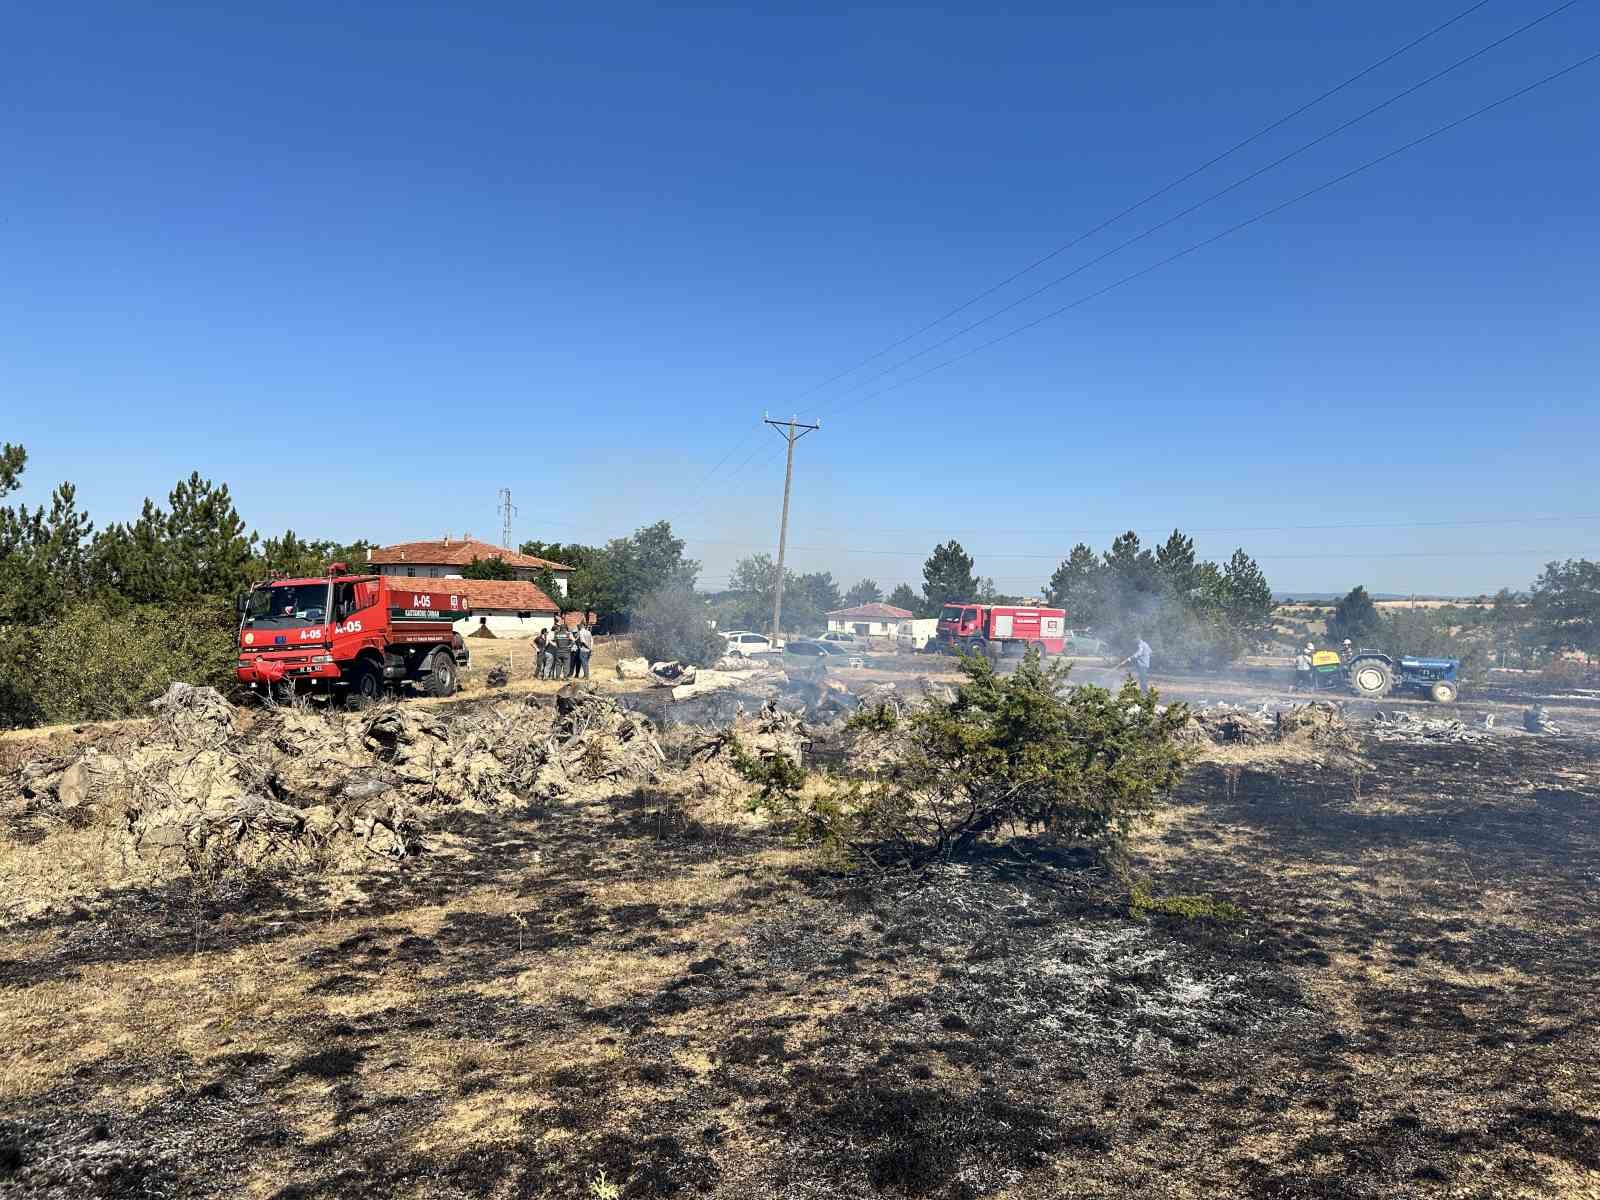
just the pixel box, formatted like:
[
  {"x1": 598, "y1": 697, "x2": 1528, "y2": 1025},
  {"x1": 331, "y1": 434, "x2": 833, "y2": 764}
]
[
  {"x1": 236, "y1": 565, "x2": 470, "y2": 702},
  {"x1": 935, "y1": 603, "x2": 1068, "y2": 657}
]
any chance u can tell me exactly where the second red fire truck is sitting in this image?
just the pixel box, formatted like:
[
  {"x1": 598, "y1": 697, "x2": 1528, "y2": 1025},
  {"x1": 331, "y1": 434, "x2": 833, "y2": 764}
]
[{"x1": 935, "y1": 603, "x2": 1068, "y2": 656}]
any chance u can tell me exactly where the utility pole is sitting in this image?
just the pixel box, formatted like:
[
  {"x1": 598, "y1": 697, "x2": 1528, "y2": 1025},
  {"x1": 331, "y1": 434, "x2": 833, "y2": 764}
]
[
  {"x1": 497, "y1": 488, "x2": 517, "y2": 550},
  {"x1": 764, "y1": 414, "x2": 821, "y2": 643}
]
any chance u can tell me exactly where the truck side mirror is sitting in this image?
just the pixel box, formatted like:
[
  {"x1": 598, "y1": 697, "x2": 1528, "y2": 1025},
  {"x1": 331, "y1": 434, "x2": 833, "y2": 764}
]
[{"x1": 236, "y1": 592, "x2": 249, "y2": 615}]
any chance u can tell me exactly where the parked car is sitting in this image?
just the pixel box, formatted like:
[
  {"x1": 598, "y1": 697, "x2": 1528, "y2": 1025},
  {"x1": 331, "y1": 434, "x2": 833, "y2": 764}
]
[
  {"x1": 721, "y1": 630, "x2": 778, "y2": 657},
  {"x1": 1066, "y1": 630, "x2": 1108, "y2": 656},
  {"x1": 785, "y1": 640, "x2": 865, "y2": 668},
  {"x1": 818, "y1": 630, "x2": 863, "y2": 648}
]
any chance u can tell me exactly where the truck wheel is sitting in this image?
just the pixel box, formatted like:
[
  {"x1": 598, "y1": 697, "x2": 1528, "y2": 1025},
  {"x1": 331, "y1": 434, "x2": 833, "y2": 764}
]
[
  {"x1": 1429, "y1": 680, "x2": 1458, "y2": 703},
  {"x1": 423, "y1": 648, "x2": 458, "y2": 697},
  {"x1": 1030, "y1": 641, "x2": 1047, "y2": 659},
  {"x1": 1349, "y1": 658, "x2": 1394, "y2": 699},
  {"x1": 349, "y1": 660, "x2": 385, "y2": 707}
]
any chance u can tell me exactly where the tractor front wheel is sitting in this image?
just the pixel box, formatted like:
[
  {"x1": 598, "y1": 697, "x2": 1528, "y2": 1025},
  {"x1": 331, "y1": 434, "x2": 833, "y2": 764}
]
[
  {"x1": 1349, "y1": 658, "x2": 1394, "y2": 699},
  {"x1": 1429, "y1": 680, "x2": 1458, "y2": 703}
]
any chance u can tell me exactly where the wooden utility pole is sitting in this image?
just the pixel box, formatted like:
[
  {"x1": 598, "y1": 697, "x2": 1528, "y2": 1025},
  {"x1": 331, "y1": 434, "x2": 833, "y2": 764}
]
[{"x1": 764, "y1": 415, "x2": 821, "y2": 643}]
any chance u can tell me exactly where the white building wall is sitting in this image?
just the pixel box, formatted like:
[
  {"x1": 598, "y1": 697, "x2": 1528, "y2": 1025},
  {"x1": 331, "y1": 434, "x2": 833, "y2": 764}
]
[
  {"x1": 827, "y1": 617, "x2": 900, "y2": 637},
  {"x1": 455, "y1": 612, "x2": 557, "y2": 638}
]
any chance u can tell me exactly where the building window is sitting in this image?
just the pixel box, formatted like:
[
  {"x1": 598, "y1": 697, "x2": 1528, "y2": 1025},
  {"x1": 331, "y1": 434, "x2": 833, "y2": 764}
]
[{"x1": 406, "y1": 567, "x2": 416, "y2": 577}]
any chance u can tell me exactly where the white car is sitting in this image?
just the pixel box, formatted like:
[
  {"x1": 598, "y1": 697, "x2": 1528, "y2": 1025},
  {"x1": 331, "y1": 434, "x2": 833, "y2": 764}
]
[
  {"x1": 818, "y1": 631, "x2": 863, "y2": 648},
  {"x1": 721, "y1": 631, "x2": 778, "y2": 657}
]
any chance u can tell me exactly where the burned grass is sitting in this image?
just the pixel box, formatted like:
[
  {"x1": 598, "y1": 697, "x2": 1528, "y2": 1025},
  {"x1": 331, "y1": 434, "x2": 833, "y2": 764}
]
[{"x1": 1, "y1": 715, "x2": 1597, "y2": 1197}]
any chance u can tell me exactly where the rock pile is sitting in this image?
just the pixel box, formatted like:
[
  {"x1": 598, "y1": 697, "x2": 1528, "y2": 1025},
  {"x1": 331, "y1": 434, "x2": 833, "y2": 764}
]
[
  {"x1": 0, "y1": 684, "x2": 686, "y2": 921},
  {"x1": 1178, "y1": 700, "x2": 1354, "y2": 753},
  {"x1": 1371, "y1": 711, "x2": 1489, "y2": 744}
]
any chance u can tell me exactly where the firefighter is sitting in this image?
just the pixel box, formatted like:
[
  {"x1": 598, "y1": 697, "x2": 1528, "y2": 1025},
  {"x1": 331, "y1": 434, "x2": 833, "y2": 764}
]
[
  {"x1": 552, "y1": 619, "x2": 575, "y2": 679},
  {"x1": 1114, "y1": 636, "x2": 1152, "y2": 691},
  {"x1": 534, "y1": 627, "x2": 552, "y2": 679},
  {"x1": 1295, "y1": 643, "x2": 1314, "y2": 691}
]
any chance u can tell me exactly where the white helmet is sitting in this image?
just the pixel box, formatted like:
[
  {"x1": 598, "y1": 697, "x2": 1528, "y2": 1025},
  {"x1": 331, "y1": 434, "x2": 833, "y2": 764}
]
[{"x1": 1304, "y1": 642, "x2": 1315, "y2": 651}]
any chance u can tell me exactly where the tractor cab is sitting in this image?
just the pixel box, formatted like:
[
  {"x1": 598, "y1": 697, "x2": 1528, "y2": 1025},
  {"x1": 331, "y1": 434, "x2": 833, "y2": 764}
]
[{"x1": 1308, "y1": 649, "x2": 1345, "y2": 692}]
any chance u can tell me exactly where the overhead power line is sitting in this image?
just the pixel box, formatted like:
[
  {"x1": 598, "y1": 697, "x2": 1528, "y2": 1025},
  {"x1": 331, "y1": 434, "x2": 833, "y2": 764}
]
[
  {"x1": 824, "y1": 48, "x2": 1600, "y2": 416},
  {"x1": 784, "y1": 0, "x2": 1502, "y2": 408},
  {"x1": 815, "y1": 0, "x2": 1583, "y2": 417},
  {"x1": 678, "y1": 0, "x2": 1502, "y2": 499}
]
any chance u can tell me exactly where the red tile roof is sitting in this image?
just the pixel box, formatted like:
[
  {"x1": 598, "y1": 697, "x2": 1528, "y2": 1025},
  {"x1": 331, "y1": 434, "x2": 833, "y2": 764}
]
[
  {"x1": 827, "y1": 603, "x2": 915, "y2": 620},
  {"x1": 369, "y1": 538, "x2": 572, "y2": 572},
  {"x1": 456, "y1": 579, "x2": 560, "y2": 614}
]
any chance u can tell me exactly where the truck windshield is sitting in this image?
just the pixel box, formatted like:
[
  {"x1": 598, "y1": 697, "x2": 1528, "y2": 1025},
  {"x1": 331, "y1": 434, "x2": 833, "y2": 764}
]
[
  {"x1": 940, "y1": 605, "x2": 963, "y2": 622},
  {"x1": 244, "y1": 583, "x2": 330, "y2": 629}
]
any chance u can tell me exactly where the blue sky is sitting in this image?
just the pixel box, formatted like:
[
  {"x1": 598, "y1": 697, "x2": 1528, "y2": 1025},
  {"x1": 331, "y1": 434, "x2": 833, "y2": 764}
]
[{"x1": 2, "y1": 0, "x2": 1596, "y2": 597}]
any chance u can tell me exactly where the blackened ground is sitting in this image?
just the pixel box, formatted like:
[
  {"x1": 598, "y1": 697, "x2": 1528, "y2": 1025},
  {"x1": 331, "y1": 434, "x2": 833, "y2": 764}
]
[{"x1": 1, "y1": 735, "x2": 1597, "y2": 1198}]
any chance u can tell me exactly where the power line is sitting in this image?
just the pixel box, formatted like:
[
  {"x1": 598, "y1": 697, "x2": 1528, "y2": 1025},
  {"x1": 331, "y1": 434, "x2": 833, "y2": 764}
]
[
  {"x1": 815, "y1": 0, "x2": 1583, "y2": 417},
  {"x1": 679, "y1": 0, "x2": 1502, "y2": 498},
  {"x1": 781, "y1": 0, "x2": 1500, "y2": 407},
  {"x1": 697, "y1": 24, "x2": 1597, "y2": 496},
  {"x1": 824, "y1": 48, "x2": 1600, "y2": 415}
]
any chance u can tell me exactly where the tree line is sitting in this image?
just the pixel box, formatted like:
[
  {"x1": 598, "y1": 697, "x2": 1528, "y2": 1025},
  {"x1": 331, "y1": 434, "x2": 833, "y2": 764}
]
[
  {"x1": 1318, "y1": 572, "x2": 1600, "y2": 679},
  {"x1": 709, "y1": 531, "x2": 1276, "y2": 668}
]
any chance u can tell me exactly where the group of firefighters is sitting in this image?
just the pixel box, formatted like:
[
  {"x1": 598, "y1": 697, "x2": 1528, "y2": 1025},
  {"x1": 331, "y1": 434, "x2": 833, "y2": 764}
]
[
  {"x1": 1294, "y1": 637, "x2": 1357, "y2": 691},
  {"x1": 531, "y1": 617, "x2": 595, "y2": 680}
]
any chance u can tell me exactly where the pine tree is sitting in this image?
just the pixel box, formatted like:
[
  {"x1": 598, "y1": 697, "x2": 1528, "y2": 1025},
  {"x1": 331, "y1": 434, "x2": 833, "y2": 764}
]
[
  {"x1": 1221, "y1": 549, "x2": 1274, "y2": 647},
  {"x1": 887, "y1": 583, "x2": 922, "y2": 615},
  {"x1": 922, "y1": 541, "x2": 977, "y2": 613},
  {"x1": 1155, "y1": 530, "x2": 1198, "y2": 597},
  {"x1": 164, "y1": 473, "x2": 255, "y2": 599},
  {"x1": 844, "y1": 578, "x2": 883, "y2": 607},
  {"x1": 1327, "y1": 585, "x2": 1383, "y2": 645},
  {"x1": 1045, "y1": 544, "x2": 1103, "y2": 626}
]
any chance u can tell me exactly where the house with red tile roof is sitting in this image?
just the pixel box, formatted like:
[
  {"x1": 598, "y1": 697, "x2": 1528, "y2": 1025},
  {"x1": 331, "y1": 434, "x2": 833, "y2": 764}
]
[
  {"x1": 368, "y1": 537, "x2": 572, "y2": 637},
  {"x1": 826, "y1": 602, "x2": 915, "y2": 639}
]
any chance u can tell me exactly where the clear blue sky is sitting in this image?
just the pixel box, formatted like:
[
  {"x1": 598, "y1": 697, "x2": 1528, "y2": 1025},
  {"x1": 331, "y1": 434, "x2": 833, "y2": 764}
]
[{"x1": 3, "y1": 0, "x2": 1596, "y2": 597}]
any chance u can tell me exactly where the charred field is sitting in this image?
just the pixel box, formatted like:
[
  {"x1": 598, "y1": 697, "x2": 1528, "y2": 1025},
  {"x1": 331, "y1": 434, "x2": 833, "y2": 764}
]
[{"x1": 1, "y1": 702, "x2": 1597, "y2": 1198}]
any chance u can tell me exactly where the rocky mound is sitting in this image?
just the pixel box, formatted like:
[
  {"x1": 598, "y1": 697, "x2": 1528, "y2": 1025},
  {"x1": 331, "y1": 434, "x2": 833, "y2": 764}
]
[{"x1": 0, "y1": 683, "x2": 682, "y2": 923}]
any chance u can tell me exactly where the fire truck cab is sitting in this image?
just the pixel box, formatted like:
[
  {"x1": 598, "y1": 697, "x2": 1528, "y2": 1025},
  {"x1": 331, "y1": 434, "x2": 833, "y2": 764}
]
[
  {"x1": 936, "y1": 603, "x2": 1068, "y2": 657},
  {"x1": 236, "y1": 564, "x2": 470, "y2": 703}
]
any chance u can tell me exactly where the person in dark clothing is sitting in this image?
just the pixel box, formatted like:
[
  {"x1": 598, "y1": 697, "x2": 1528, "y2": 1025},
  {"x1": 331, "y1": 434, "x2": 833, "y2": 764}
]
[
  {"x1": 533, "y1": 628, "x2": 551, "y2": 680},
  {"x1": 552, "y1": 620, "x2": 574, "y2": 680}
]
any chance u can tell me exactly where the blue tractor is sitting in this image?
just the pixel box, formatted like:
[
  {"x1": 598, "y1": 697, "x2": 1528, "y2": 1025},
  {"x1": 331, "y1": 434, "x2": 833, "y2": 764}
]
[{"x1": 1344, "y1": 651, "x2": 1461, "y2": 703}]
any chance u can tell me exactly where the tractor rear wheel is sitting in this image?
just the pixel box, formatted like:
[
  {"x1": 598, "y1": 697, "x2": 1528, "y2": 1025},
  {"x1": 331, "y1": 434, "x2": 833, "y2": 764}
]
[
  {"x1": 423, "y1": 648, "x2": 458, "y2": 697},
  {"x1": 1349, "y1": 658, "x2": 1394, "y2": 699},
  {"x1": 1429, "y1": 680, "x2": 1458, "y2": 703}
]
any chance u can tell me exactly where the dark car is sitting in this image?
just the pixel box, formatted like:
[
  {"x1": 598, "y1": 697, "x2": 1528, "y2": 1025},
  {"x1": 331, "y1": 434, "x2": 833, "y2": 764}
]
[{"x1": 785, "y1": 640, "x2": 864, "y2": 668}]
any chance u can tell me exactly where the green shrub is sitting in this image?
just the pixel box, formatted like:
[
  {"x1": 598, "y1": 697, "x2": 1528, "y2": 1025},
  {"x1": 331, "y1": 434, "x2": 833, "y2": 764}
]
[
  {"x1": 0, "y1": 599, "x2": 236, "y2": 727},
  {"x1": 632, "y1": 585, "x2": 726, "y2": 667},
  {"x1": 756, "y1": 651, "x2": 1190, "y2": 870},
  {"x1": 1128, "y1": 879, "x2": 1244, "y2": 923},
  {"x1": 729, "y1": 735, "x2": 808, "y2": 804}
]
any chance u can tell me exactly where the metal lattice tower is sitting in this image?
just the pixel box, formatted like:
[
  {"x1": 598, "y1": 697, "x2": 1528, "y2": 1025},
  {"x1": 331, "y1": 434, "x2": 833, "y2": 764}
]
[{"x1": 497, "y1": 488, "x2": 517, "y2": 549}]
